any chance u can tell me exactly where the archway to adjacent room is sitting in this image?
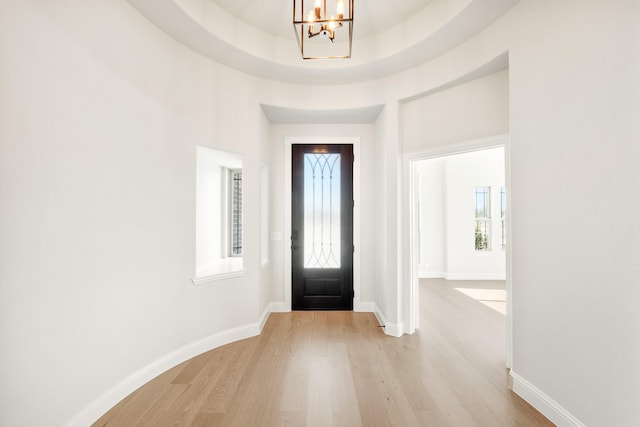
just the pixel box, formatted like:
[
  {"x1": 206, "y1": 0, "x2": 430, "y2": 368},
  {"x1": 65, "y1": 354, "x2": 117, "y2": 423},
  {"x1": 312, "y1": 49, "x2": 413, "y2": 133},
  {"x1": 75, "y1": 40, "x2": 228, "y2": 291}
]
[{"x1": 406, "y1": 134, "x2": 512, "y2": 368}]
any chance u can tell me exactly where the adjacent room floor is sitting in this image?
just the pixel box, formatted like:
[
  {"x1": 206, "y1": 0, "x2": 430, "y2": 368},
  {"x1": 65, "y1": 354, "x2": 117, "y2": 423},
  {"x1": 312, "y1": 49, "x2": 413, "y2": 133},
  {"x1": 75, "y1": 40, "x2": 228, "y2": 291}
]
[{"x1": 94, "y1": 279, "x2": 551, "y2": 426}]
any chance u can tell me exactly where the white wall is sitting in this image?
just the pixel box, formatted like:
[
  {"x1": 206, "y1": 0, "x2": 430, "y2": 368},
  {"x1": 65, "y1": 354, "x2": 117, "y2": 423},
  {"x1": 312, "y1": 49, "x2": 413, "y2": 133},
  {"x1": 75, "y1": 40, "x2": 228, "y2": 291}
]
[
  {"x1": 417, "y1": 148, "x2": 506, "y2": 280},
  {"x1": 373, "y1": 104, "x2": 403, "y2": 334},
  {"x1": 416, "y1": 158, "x2": 445, "y2": 276},
  {"x1": 402, "y1": 70, "x2": 510, "y2": 152},
  {"x1": 444, "y1": 148, "x2": 505, "y2": 279},
  {"x1": 505, "y1": 1, "x2": 640, "y2": 425},
  {"x1": 196, "y1": 149, "x2": 224, "y2": 267},
  {"x1": 0, "y1": 2, "x2": 269, "y2": 426},
  {"x1": 257, "y1": 108, "x2": 273, "y2": 316}
]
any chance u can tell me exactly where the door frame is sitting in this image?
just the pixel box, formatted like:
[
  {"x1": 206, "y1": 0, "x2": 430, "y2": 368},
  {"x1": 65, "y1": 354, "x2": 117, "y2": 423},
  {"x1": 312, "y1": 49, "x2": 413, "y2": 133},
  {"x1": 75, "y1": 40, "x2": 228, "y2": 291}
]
[
  {"x1": 404, "y1": 133, "x2": 512, "y2": 368},
  {"x1": 284, "y1": 137, "x2": 361, "y2": 311}
]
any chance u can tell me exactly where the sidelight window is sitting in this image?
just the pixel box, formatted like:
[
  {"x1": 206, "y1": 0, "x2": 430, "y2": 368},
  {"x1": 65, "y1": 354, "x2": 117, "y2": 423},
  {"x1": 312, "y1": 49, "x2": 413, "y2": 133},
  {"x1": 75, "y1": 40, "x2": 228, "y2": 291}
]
[
  {"x1": 230, "y1": 169, "x2": 242, "y2": 257},
  {"x1": 475, "y1": 186, "x2": 491, "y2": 251}
]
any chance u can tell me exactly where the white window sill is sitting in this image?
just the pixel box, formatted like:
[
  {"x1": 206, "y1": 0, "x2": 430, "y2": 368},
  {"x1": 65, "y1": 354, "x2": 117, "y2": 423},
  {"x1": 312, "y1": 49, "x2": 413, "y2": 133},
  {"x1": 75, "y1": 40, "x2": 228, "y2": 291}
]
[{"x1": 192, "y1": 258, "x2": 245, "y2": 285}]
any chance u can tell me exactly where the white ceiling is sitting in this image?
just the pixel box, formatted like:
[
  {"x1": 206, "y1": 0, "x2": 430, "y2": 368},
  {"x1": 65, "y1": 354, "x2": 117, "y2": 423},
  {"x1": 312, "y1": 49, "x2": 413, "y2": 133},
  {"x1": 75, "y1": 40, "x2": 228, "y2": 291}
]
[
  {"x1": 209, "y1": 0, "x2": 435, "y2": 39},
  {"x1": 127, "y1": 0, "x2": 521, "y2": 85}
]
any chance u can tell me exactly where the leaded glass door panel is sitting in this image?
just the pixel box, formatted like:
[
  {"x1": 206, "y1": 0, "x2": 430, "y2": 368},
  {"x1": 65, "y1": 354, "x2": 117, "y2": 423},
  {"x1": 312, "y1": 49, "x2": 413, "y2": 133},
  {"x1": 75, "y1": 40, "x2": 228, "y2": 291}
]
[{"x1": 292, "y1": 144, "x2": 353, "y2": 310}]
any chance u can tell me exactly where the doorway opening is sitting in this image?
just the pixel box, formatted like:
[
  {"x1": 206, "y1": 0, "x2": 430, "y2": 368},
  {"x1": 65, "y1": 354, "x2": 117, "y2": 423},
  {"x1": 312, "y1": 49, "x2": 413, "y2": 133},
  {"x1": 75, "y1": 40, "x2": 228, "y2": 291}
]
[
  {"x1": 407, "y1": 135, "x2": 512, "y2": 367},
  {"x1": 291, "y1": 143, "x2": 354, "y2": 310},
  {"x1": 283, "y1": 137, "x2": 362, "y2": 312}
]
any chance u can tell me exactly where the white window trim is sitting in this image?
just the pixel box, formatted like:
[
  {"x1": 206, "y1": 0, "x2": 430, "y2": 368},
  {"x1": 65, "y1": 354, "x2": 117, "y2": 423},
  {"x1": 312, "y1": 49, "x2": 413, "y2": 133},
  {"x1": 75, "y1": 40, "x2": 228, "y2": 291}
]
[{"x1": 192, "y1": 257, "x2": 246, "y2": 285}]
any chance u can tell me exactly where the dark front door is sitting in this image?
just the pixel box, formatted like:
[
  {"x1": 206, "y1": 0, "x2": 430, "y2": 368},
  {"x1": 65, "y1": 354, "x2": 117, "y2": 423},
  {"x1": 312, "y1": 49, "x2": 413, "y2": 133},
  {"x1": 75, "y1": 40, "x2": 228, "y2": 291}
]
[{"x1": 292, "y1": 144, "x2": 353, "y2": 310}]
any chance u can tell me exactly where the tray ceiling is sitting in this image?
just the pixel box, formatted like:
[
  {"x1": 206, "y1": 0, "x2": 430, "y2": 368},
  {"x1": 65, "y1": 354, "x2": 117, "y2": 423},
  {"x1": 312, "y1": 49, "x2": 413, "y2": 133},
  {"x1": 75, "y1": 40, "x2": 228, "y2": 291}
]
[{"x1": 127, "y1": 0, "x2": 520, "y2": 84}]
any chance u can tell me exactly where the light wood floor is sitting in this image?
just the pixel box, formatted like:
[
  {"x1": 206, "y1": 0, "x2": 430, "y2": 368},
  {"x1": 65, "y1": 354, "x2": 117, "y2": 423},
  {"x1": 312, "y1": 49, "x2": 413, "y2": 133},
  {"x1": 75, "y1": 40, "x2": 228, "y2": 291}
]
[{"x1": 94, "y1": 279, "x2": 552, "y2": 426}]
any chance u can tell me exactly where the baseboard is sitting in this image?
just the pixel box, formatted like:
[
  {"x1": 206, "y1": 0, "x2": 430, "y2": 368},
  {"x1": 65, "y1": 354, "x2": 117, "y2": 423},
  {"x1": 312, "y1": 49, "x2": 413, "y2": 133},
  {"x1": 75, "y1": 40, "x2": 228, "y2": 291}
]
[
  {"x1": 511, "y1": 371, "x2": 585, "y2": 427},
  {"x1": 418, "y1": 271, "x2": 445, "y2": 279},
  {"x1": 373, "y1": 303, "x2": 387, "y2": 328},
  {"x1": 445, "y1": 273, "x2": 507, "y2": 280},
  {"x1": 420, "y1": 272, "x2": 507, "y2": 280},
  {"x1": 383, "y1": 322, "x2": 404, "y2": 337},
  {"x1": 372, "y1": 303, "x2": 404, "y2": 337},
  {"x1": 258, "y1": 304, "x2": 271, "y2": 333},
  {"x1": 269, "y1": 301, "x2": 376, "y2": 313},
  {"x1": 66, "y1": 321, "x2": 263, "y2": 427}
]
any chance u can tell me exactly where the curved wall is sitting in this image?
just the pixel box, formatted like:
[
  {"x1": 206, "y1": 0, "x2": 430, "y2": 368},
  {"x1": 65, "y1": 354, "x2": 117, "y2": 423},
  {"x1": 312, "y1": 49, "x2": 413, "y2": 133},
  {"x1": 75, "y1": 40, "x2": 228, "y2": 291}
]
[
  {"x1": 1, "y1": 0, "x2": 639, "y2": 426},
  {"x1": 127, "y1": 0, "x2": 519, "y2": 84},
  {"x1": 0, "y1": 2, "x2": 271, "y2": 425}
]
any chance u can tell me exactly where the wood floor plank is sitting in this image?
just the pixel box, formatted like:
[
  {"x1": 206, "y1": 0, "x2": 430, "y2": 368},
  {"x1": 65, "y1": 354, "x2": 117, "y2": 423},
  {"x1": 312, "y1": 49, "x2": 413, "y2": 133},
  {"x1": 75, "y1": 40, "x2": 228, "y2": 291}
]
[
  {"x1": 198, "y1": 338, "x2": 259, "y2": 414},
  {"x1": 94, "y1": 280, "x2": 553, "y2": 426}
]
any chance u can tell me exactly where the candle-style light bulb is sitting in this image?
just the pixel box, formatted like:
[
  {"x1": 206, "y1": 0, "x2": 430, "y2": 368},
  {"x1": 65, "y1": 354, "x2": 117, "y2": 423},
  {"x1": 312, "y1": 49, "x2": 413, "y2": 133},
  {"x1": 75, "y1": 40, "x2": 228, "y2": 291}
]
[
  {"x1": 337, "y1": 0, "x2": 344, "y2": 18},
  {"x1": 314, "y1": 0, "x2": 322, "y2": 20},
  {"x1": 308, "y1": 10, "x2": 315, "y2": 33}
]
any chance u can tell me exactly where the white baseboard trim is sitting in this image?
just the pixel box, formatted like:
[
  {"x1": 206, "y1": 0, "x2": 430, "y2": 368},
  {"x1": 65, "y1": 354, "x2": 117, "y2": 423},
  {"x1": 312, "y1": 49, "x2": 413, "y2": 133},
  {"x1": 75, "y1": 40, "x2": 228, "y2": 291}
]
[
  {"x1": 268, "y1": 301, "x2": 290, "y2": 313},
  {"x1": 372, "y1": 303, "x2": 404, "y2": 337},
  {"x1": 419, "y1": 272, "x2": 507, "y2": 280},
  {"x1": 511, "y1": 371, "x2": 585, "y2": 427},
  {"x1": 66, "y1": 320, "x2": 264, "y2": 427},
  {"x1": 258, "y1": 304, "x2": 272, "y2": 333},
  {"x1": 269, "y1": 301, "x2": 377, "y2": 313},
  {"x1": 445, "y1": 273, "x2": 507, "y2": 280},
  {"x1": 418, "y1": 271, "x2": 445, "y2": 279},
  {"x1": 384, "y1": 322, "x2": 404, "y2": 337},
  {"x1": 373, "y1": 303, "x2": 386, "y2": 327}
]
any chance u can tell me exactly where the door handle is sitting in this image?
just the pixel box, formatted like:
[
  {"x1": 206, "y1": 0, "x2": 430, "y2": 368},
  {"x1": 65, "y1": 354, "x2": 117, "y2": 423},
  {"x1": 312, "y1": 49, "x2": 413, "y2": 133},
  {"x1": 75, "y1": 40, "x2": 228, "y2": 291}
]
[{"x1": 291, "y1": 245, "x2": 301, "y2": 251}]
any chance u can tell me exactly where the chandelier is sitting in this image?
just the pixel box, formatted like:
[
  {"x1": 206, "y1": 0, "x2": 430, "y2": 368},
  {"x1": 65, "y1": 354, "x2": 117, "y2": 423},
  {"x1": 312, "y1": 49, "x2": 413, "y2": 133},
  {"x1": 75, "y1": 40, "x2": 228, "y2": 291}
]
[{"x1": 293, "y1": 0, "x2": 354, "y2": 60}]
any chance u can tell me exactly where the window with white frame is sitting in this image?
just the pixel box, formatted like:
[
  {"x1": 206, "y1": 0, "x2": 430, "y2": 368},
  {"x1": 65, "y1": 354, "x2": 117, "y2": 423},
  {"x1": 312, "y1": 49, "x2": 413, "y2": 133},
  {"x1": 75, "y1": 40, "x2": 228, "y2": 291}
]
[
  {"x1": 475, "y1": 186, "x2": 491, "y2": 251},
  {"x1": 230, "y1": 169, "x2": 242, "y2": 257}
]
